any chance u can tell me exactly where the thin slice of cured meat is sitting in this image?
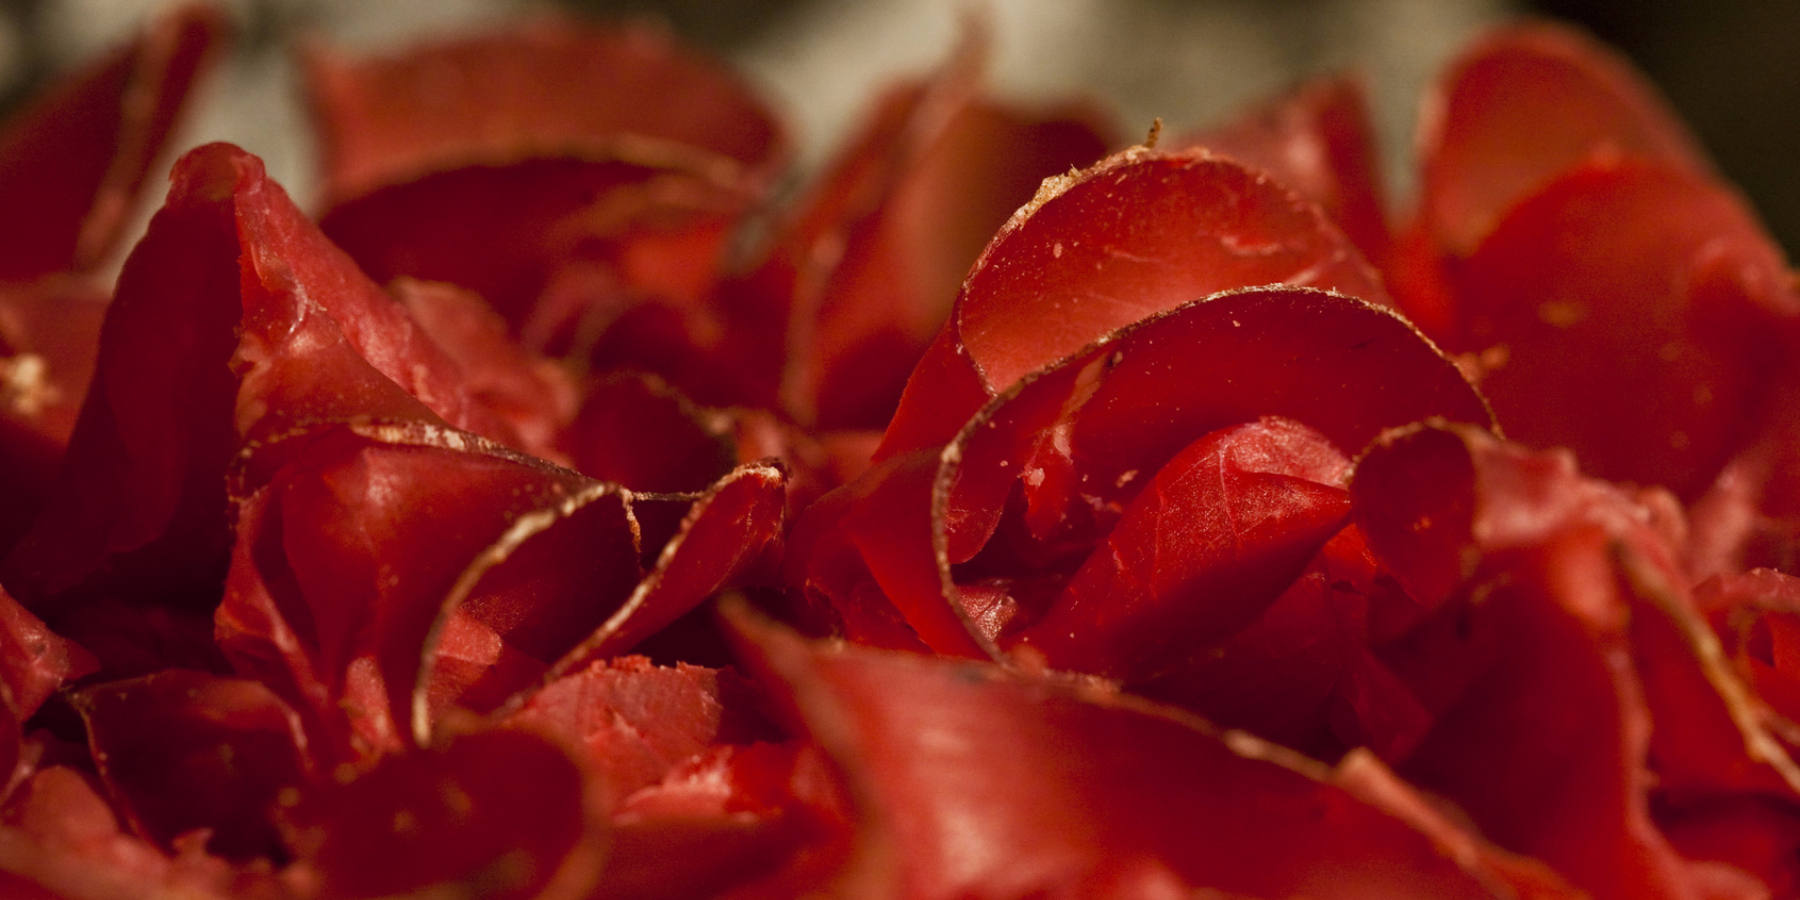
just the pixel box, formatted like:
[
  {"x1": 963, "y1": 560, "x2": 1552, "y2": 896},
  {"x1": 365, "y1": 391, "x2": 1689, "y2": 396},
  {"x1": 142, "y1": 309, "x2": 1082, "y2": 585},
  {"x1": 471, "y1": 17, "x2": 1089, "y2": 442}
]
[
  {"x1": 794, "y1": 286, "x2": 1489, "y2": 660},
  {"x1": 727, "y1": 604, "x2": 1583, "y2": 899},
  {"x1": 934, "y1": 287, "x2": 1488, "y2": 656},
  {"x1": 565, "y1": 371, "x2": 737, "y2": 493},
  {"x1": 277, "y1": 725, "x2": 607, "y2": 900},
  {"x1": 1414, "y1": 19, "x2": 1711, "y2": 258},
  {"x1": 526, "y1": 460, "x2": 787, "y2": 686},
  {"x1": 70, "y1": 670, "x2": 310, "y2": 860},
  {"x1": 739, "y1": 26, "x2": 1110, "y2": 429},
  {"x1": 0, "y1": 585, "x2": 94, "y2": 724},
  {"x1": 0, "y1": 766, "x2": 294, "y2": 900},
  {"x1": 1449, "y1": 159, "x2": 1800, "y2": 501},
  {"x1": 0, "y1": 143, "x2": 520, "y2": 638},
  {"x1": 310, "y1": 17, "x2": 788, "y2": 360},
  {"x1": 498, "y1": 656, "x2": 777, "y2": 809},
  {"x1": 1353, "y1": 422, "x2": 1797, "y2": 899},
  {"x1": 878, "y1": 148, "x2": 1391, "y2": 458},
  {"x1": 597, "y1": 740, "x2": 852, "y2": 900},
  {"x1": 1131, "y1": 524, "x2": 1435, "y2": 763},
  {"x1": 216, "y1": 422, "x2": 608, "y2": 766},
  {"x1": 0, "y1": 278, "x2": 108, "y2": 558},
  {"x1": 1175, "y1": 73, "x2": 1391, "y2": 268},
  {"x1": 322, "y1": 158, "x2": 754, "y2": 341},
  {"x1": 303, "y1": 14, "x2": 785, "y2": 206},
  {"x1": 388, "y1": 277, "x2": 580, "y2": 464},
  {"x1": 1008, "y1": 417, "x2": 1353, "y2": 683},
  {"x1": 0, "y1": 3, "x2": 224, "y2": 280}
]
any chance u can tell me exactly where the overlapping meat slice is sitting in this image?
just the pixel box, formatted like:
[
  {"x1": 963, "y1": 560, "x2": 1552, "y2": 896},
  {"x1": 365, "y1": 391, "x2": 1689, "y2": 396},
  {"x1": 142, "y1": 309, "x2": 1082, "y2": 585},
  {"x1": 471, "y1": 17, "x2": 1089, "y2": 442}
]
[
  {"x1": 1413, "y1": 21, "x2": 1710, "y2": 262},
  {"x1": 0, "y1": 4, "x2": 224, "y2": 556},
  {"x1": 308, "y1": 16, "x2": 786, "y2": 364},
  {"x1": 217, "y1": 424, "x2": 605, "y2": 764},
  {"x1": 0, "y1": 143, "x2": 535, "y2": 672},
  {"x1": 1448, "y1": 160, "x2": 1799, "y2": 502},
  {"x1": 0, "y1": 3, "x2": 224, "y2": 281},
  {"x1": 793, "y1": 286, "x2": 1490, "y2": 663},
  {"x1": 1353, "y1": 421, "x2": 1800, "y2": 898},
  {"x1": 304, "y1": 14, "x2": 784, "y2": 207},
  {"x1": 878, "y1": 147, "x2": 1390, "y2": 457},
  {"x1": 277, "y1": 726, "x2": 607, "y2": 900},
  {"x1": 1174, "y1": 73, "x2": 1392, "y2": 269},
  {"x1": 0, "y1": 765, "x2": 294, "y2": 900},
  {"x1": 726, "y1": 25, "x2": 1111, "y2": 428},
  {"x1": 69, "y1": 670, "x2": 310, "y2": 860},
  {"x1": 726, "y1": 604, "x2": 1581, "y2": 899}
]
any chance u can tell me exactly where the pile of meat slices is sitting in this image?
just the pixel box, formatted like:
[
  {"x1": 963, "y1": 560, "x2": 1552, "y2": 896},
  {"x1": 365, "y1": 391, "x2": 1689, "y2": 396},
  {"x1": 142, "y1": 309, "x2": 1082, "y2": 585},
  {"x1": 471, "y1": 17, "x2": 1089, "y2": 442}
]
[{"x1": 3, "y1": 6, "x2": 1800, "y2": 899}]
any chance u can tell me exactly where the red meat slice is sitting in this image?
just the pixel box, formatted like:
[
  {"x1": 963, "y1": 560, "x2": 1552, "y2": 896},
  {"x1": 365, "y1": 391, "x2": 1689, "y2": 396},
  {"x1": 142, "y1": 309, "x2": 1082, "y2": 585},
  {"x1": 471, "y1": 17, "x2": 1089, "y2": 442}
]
[{"x1": 0, "y1": 3, "x2": 223, "y2": 280}]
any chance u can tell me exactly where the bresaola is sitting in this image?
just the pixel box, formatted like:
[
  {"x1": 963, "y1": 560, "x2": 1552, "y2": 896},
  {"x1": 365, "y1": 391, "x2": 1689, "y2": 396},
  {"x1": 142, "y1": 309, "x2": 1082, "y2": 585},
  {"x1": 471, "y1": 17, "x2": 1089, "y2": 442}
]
[{"x1": 2, "y1": 11, "x2": 1800, "y2": 900}]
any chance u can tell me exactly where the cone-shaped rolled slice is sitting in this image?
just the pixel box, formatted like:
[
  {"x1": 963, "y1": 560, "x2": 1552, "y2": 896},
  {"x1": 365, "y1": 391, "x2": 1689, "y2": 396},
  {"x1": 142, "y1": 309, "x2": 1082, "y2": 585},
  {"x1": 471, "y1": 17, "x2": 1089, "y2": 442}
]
[
  {"x1": 1, "y1": 143, "x2": 522, "y2": 631},
  {"x1": 795, "y1": 286, "x2": 1489, "y2": 659},
  {"x1": 304, "y1": 14, "x2": 785, "y2": 206},
  {"x1": 216, "y1": 422, "x2": 602, "y2": 765},
  {"x1": 1450, "y1": 160, "x2": 1800, "y2": 501},
  {"x1": 1416, "y1": 20, "x2": 1711, "y2": 258},
  {"x1": 727, "y1": 605, "x2": 1583, "y2": 899},
  {"x1": 0, "y1": 3, "x2": 223, "y2": 280},
  {"x1": 1353, "y1": 422, "x2": 1799, "y2": 899},
  {"x1": 1176, "y1": 73, "x2": 1392, "y2": 268},
  {"x1": 70, "y1": 670, "x2": 310, "y2": 860},
  {"x1": 879, "y1": 149, "x2": 1391, "y2": 458},
  {"x1": 277, "y1": 725, "x2": 608, "y2": 900}
]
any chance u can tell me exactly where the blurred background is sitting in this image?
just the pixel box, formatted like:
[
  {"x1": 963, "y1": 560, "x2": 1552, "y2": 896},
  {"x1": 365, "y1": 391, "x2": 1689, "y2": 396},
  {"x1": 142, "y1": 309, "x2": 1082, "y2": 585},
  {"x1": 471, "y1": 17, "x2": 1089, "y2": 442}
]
[{"x1": 0, "y1": 0, "x2": 1793, "y2": 254}]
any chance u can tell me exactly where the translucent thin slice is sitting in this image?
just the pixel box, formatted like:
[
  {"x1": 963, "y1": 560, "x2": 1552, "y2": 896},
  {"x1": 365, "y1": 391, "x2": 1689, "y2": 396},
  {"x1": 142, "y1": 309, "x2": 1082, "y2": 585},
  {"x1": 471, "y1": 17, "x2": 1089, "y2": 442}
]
[
  {"x1": 0, "y1": 3, "x2": 223, "y2": 279},
  {"x1": 879, "y1": 148, "x2": 1389, "y2": 457},
  {"x1": 1011, "y1": 417, "x2": 1353, "y2": 682},
  {"x1": 0, "y1": 143, "x2": 518, "y2": 627},
  {"x1": 933, "y1": 287, "x2": 1492, "y2": 651},
  {"x1": 215, "y1": 422, "x2": 596, "y2": 765},
  {"x1": 1416, "y1": 20, "x2": 1711, "y2": 256},
  {"x1": 303, "y1": 14, "x2": 785, "y2": 205},
  {"x1": 1451, "y1": 160, "x2": 1799, "y2": 501},
  {"x1": 747, "y1": 29, "x2": 1110, "y2": 428},
  {"x1": 729, "y1": 605, "x2": 1584, "y2": 899},
  {"x1": 321, "y1": 158, "x2": 751, "y2": 332},
  {"x1": 1354, "y1": 422, "x2": 1796, "y2": 899},
  {"x1": 1176, "y1": 73, "x2": 1391, "y2": 267},
  {"x1": 532, "y1": 461, "x2": 786, "y2": 685},
  {"x1": 71, "y1": 670, "x2": 310, "y2": 860}
]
